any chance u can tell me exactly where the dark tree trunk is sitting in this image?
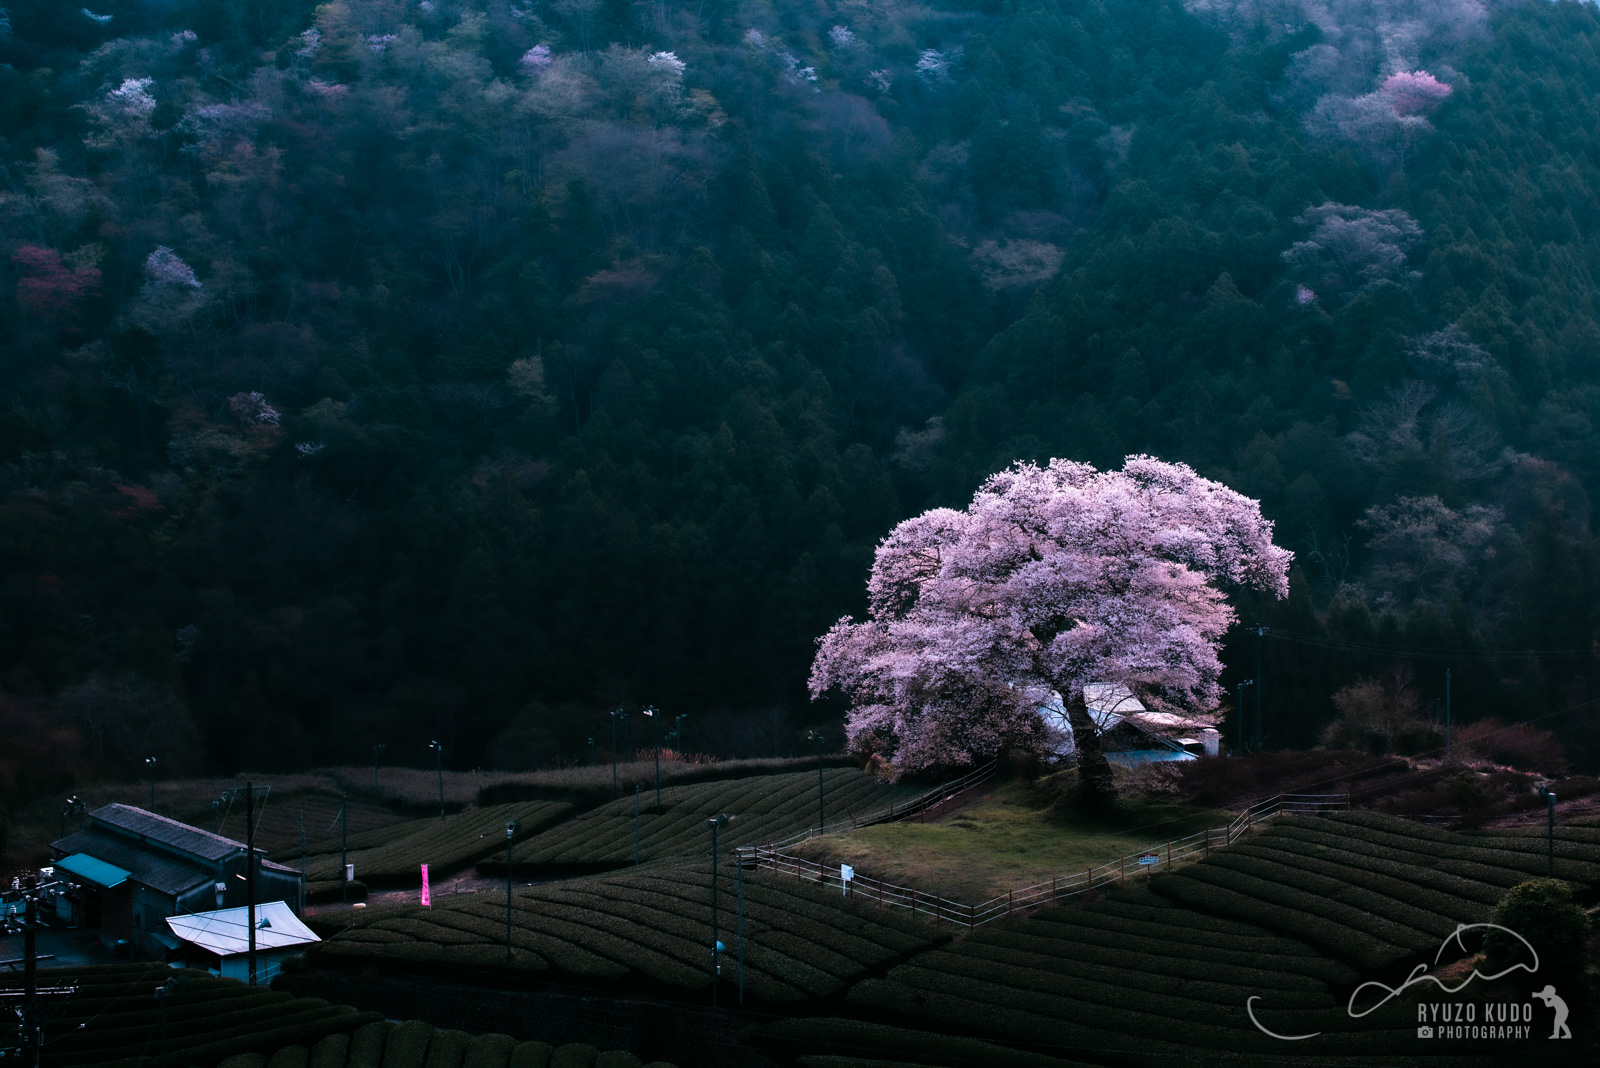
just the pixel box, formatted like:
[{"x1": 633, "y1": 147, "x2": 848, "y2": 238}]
[{"x1": 1066, "y1": 687, "x2": 1116, "y2": 808}]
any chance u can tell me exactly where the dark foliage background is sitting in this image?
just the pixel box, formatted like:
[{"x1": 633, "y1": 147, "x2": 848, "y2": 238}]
[{"x1": 1, "y1": 0, "x2": 1597, "y2": 803}]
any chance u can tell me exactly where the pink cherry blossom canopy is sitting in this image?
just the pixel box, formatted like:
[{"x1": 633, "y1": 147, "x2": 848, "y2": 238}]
[{"x1": 810, "y1": 455, "x2": 1292, "y2": 776}]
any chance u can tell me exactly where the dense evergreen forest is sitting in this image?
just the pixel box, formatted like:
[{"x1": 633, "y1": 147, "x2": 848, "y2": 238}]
[{"x1": 2, "y1": 0, "x2": 1599, "y2": 809}]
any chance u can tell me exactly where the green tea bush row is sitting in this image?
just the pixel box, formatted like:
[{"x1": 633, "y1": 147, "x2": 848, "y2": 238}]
[
  {"x1": 1026, "y1": 902, "x2": 1332, "y2": 961},
  {"x1": 971, "y1": 922, "x2": 1349, "y2": 990},
  {"x1": 1264, "y1": 822, "x2": 1530, "y2": 893},
  {"x1": 1203, "y1": 850, "x2": 1477, "y2": 936},
  {"x1": 1232, "y1": 837, "x2": 1503, "y2": 912},
  {"x1": 213, "y1": 1019, "x2": 677, "y2": 1068},
  {"x1": 1168, "y1": 861, "x2": 1440, "y2": 952},
  {"x1": 744, "y1": 1017, "x2": 1094, "y2": 1068},
  {"x1": 1150, "y1": 871, "x2": 1410, "y2": 972},
  {"x1": 1276, "y1": 815, "x2": 1600, "y2": 884},
  {"x1": 946, "y1": 937, "x2": 1335, "y2": 1007}
]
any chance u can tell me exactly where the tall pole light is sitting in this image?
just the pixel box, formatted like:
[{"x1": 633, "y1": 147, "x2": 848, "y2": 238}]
[
  {"x1": 588, "y1": 737, "x2": 595, "y2": 766},
  {"x1": 505, "y1": 820, "x2": 518, "y2": 960},
  {"x1": 59, "y1": 795, "x2": 82, "y2": 840},
  {"x1": 675, "y1": 713, "x2": 687, "y2": 757},
  {"x1": 807, "y1": 731, "x2": 825, "y2": 832},
  {"x1": 339, "y1": 797, "x2": 349, "y2": 904},
  {"x1": 372, "y1": 744, "x2": 386, "y2": 793},
  {"x1": 707, "y1": 812, "x2": 730, "y2": 1007},
  {"x1": 736, "y1": 848, "x2": 746, "y2": 1007},
  {"x1": 1542, "y1": 788, "x2": 1556, "y2": 877},
  {"x1": 643, "y1": 706, "x2": 661, "y2": 807},
  {"x1": 155, "y1": 978, "x2": 176, "y2": 1068},
  {"x1": 298, "y1": 807, "x2": 306, "y2": 917},
  {"x1": 429, "y1": 740, "x2": 445, "y2": 820},
  {"x1": 1444, "y1": 668, "x2": 1452, "y2": 758},
  {"x1": 145, "y1": 757, "x2": 157, "y2": 810},
  {"x1": 611, "y1": 708, "x2": 624, "y2": 789},
  {"x1": 1235, "y1": 680, "x2": 1253, "y2": 755},
  {"x1": 634, "y1": 786, "x2": 641, "y2": 865}
]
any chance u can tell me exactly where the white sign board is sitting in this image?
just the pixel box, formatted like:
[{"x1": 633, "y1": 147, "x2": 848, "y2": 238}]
[
  {"x1": 840, "y1": 864, "x2": 854, "y2": 896},
  {"x1": 1137, "y1": 854, "x2": 1160, "y2": 867}
]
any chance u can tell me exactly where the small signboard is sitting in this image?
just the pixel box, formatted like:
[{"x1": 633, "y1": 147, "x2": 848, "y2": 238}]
[
  {"x1": 1137, "y1": 854, "x2": 1160, "y2": 867},
  {"x1": 840, "y1": 864, "x2": 854, "y2": 896}
]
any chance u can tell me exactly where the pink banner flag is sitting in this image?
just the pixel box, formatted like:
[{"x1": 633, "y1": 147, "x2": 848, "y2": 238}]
[{"x1": 420, "y1": 863, "x2": 430, "y2": 907}]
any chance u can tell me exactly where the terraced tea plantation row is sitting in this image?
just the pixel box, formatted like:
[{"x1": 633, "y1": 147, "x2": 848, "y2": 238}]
[
  {"x1": 312, "y1": 860, "x2": 944, "y2": 1002},
  {"x1": 215, "y1": 1019, "x2": 675, "y2": 1068},
  {"x1": 477, "y1": 769, "x2": 927, "y2": 876},
  {"x1": 0, "y1": 963, "x2": 380, "y2": 1068},
  {"x1": 838, "y1": 811, "x2": 1597, "y2": 1065},
  {"x1": 298, "y1": 800, "x2": 572, "y2": 897}
]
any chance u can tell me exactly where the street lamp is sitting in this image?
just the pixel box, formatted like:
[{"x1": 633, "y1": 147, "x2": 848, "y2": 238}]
[
  {"x1": 372, "y1": 744, "x2": 386, "y2": 793},
  {"x1": 610, "y1": 708, "x2": 626, "y2": 790},
  {"x1": 428, "y1": 741, "x2": 445, "y2": 820},
  {"x1": 643, "y1": 706, "x2": 661, "y2": 807},
  {"x1": 675, "y1": 713, "x2": 688, "y2": 757},
  {"x1": 1235, "y1": 680, "x2": 1254, "y2": 755},
  {"x1": 144, "y1": 757, "x2": 158, "y2": 810},
  {"x1": 807, "y1": 731, "x2": 825, "y2": 833},
  {"x1": 707, "y1": 812, "x2": 731, "y2": 1007},
  {"x1": 59, "y1": 795, "x2": 83, "y2": 840},
  {"x1": 505, "y1": 820, "x2": 519, "y2": 960},
  {"x1": 1540, "y1": 786, "x2": 1557, "y2": 877},
  {"x1": 588, "y1": 737, "x2": 595, "y2": 766}
]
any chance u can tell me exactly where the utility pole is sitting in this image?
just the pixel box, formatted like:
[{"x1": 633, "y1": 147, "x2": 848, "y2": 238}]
[
  {"x1": 145, "y1": 757, "x2": 158, "y2": 810},
  {"x1": 1253, "y1": 626, "x2": 1264, "y2": 751},
  {"x1": 298, "y1": 808, "x2": 306, "y2": 917},
  {"x1": 588, "y1": 737, "x2": 594, "y2": 766},
  {"x1": 634, "y1": 786, "x2": 641, "y2": 865},
  {"x1": 246, "y1": 781, "x2": 257, "y2": 986},
  {"x1": 675, "y1": 714, "x2": 687, "y2": 757},
  {"x1": 23, "y1": 879, "x2": 36, "y2": 1064},
  {"x1": 736, "y1": 849, "x2": 746, "y2": 1007},
  {"x1": 155, "y1": 978, "x2": 176, "y2": 1068}
]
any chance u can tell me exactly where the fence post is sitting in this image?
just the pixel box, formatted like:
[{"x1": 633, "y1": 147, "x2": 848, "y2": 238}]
[
  {"x1": 1120, "y1": 856, "x2": 1125, "y2": 881},
  {"x1": 935, "y1": 895, "x2": 941, "y2": 928},
  {"x1": 1165, "y1": 843, "x2": 1170, "y2": 869},
  {"x1": 1007, "y1": 890, "x2": 1013, "y2": 916},
  {"x1": 1053, "y1": 875, "x2": 1058, "y2": 902}
]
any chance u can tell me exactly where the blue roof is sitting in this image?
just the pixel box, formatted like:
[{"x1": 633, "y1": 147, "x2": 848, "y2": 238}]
[
  {"x1": 1107, "y1": 749, "x2": 1197, "y2": 766},
  {"x1": 55, "y1": 852, "x2": 132, "y2": 889}
]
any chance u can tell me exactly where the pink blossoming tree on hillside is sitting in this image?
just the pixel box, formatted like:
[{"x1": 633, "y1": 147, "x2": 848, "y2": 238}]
[{"x1": 810, "y1": 455, "x2": 1292, "y2": 803}]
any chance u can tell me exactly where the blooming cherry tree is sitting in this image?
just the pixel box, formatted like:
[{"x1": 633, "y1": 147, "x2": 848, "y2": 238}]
[{"x1": 810, "y1": 456, "x2": 1291, "y2": 799}]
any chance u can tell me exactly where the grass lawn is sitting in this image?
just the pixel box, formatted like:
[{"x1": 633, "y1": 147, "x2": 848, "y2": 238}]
[{"x1": 788, "y1": 781, "x2": 1233, "y2": 903}]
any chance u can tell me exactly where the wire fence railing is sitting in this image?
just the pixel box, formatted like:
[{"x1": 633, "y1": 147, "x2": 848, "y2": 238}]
[
  {"x1": 753, "y1": 760, "x2": 999, "y2": 853},
  {"x1": 744, "y1": 791, "x2": 1350, "y2": 928}
]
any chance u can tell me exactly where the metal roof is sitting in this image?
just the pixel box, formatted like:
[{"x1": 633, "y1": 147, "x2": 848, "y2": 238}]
[
  {"x1": 52, "y1": 853, "x2": 131, "y2": 890},
  {"x1": 51, "y1": 829, "x2": 214, "y2": 897},
  {"x1": 87, "y1": 804, "x2": 247, "y2": 862},
  {"x1": 166, "y1": 901, "x2": 319, "y2": 957}
]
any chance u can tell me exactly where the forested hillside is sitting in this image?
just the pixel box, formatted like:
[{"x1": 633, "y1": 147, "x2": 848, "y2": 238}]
[{"x1": 1, "y1": 0, "x2": 1597, "y2": 797}]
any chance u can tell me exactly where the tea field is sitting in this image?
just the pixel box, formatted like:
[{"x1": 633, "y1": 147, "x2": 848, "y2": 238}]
[
  {"x1": 311, "y1": 860, "x2": 945, "y2": 1002},
  {"x1": 298, "y1": 800, "x2": 572, "y2": 899},
  {"x1": 475, "y1": 769, "x2": 929, "y2": 876}
]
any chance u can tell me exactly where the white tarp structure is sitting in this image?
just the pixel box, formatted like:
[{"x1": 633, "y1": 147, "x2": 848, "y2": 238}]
[
  {"x1": 1040, "y1": 683, "x2": 1220, "y2": 763},
  {"x1": 166, "y1": 900, "x2": 319, "y2": 982}
]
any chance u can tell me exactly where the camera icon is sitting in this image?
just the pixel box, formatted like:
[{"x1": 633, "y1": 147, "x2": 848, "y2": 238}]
[{"x1": 1416, "y1": 1026, "x2": 1433, "y2": 1039}]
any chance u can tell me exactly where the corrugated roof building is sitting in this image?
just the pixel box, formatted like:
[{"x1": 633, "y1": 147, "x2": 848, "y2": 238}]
[{"x1": 50, "y1": 804, "x2": 302, "y2": 960}]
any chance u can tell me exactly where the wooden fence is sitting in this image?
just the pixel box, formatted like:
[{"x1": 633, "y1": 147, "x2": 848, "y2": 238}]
[{"x1": 743, "y1": 791, "x2": 1350, "y2": 928}]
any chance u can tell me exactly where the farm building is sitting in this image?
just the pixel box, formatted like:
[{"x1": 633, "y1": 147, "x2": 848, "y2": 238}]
[
  {"x1": 166, "y1": 900, "x2": 319, "y2": 983},
  {"x1": 1042, "y1": 683, "x2": 1221, "y2": 765},
  {"x1": 49, "y1": 804, "x2": 302, "y2": 959}
]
